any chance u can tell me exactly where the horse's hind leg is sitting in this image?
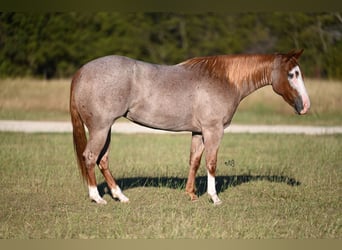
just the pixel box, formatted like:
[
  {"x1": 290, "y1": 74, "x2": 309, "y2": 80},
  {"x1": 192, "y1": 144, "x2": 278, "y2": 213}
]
[
  {"x1": 83, "y1": 127, "x2": 112, "y2": 204},
  {"x1": 98, "y1": 129, "x2": 129, "y2": 203}
]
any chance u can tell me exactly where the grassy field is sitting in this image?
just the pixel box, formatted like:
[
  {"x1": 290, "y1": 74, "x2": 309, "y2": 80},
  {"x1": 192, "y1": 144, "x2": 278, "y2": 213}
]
[
  {"x1": 0, "y1": 132, "x2": 341, "y2": 239},
  {"x1": 0, "y1": 78, "x2": 341, "y2": 125},
  {"x1": 0, "y1": 77, "x2": 341, "y2": 239}
]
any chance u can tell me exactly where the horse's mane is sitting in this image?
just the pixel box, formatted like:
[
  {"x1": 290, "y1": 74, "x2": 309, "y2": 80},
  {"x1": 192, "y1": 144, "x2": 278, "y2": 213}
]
[{"x1": 179, "y1": 54, "x2": 277, "y2": 86}]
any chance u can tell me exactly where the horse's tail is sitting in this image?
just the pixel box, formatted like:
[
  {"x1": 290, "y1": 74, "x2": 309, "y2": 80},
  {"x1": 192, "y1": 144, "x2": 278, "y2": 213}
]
[{"x1": 70, "y1": 71, "x2": 88, "y2": 183}]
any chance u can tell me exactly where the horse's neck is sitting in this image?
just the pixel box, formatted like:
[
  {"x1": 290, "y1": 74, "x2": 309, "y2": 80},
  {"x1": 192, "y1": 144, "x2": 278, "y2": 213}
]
[{"x1": 229, "y1": 56, "x2": 275, "y2": 100}]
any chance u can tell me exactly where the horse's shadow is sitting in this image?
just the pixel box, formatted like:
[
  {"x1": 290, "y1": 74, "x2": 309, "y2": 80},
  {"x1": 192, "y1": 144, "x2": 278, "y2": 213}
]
[{"x1": 97, "y1": 174, "x2": 300, "y2": 198}]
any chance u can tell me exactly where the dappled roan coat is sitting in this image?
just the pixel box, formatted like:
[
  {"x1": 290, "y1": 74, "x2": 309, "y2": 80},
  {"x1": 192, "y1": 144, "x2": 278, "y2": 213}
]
[{"x1": 70, "y1": 50, "x2": 310, "y2": 205}]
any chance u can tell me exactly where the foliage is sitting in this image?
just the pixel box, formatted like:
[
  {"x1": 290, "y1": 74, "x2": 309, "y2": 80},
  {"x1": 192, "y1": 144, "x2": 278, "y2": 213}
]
[{"x1": 0, "y1": 12, "x2": 341, "y2": 79}]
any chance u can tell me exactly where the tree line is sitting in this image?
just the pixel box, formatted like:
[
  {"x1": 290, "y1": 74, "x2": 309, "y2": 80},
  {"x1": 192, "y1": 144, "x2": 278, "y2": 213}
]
[{"x1": 0, "y1": 12, "x2": 341, "y2": 79}]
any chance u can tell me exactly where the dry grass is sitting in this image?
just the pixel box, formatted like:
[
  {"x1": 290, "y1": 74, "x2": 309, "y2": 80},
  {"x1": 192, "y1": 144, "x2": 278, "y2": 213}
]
[
  {"x1": 0, "y1": 78, "x2": 70, "y2": 120},
  {"x1": 0, "y1": 78, "x2": 341, "y2": 124}
]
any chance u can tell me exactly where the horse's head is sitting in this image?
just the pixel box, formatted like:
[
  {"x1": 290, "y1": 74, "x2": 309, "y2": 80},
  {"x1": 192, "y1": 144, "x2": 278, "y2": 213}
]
[{"x1": 271, "y1": 49, "x2": 310, "y2": 115}]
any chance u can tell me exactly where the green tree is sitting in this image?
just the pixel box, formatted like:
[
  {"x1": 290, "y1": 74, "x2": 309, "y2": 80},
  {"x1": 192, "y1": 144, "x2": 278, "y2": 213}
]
[{"x1": 0, "y1": 12, "x2": 341, "y2": 79}]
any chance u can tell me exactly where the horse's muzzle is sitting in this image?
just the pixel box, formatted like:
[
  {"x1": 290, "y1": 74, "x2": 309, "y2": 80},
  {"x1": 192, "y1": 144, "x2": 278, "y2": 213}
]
[{"x1": 295, "y1": 96, "x2": 310, "y2": 115}]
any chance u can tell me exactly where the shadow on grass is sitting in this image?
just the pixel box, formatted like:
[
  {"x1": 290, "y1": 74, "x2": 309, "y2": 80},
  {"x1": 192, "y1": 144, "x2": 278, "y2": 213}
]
[{"x1": 97, "y1": 174, "x2": 300, "y2": 198}]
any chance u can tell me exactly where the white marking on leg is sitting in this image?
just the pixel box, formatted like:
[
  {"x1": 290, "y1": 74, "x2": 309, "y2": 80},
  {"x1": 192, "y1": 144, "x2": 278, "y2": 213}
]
[
  {"x1": 111, "y1": 186, "x2": 129, "y2": 203},
  {"x1": 88, "y1": 186, "x2": 107, "y2": 204},
  {"x1": 207, "y1": 171, "x2": 222, "y2": 205}
]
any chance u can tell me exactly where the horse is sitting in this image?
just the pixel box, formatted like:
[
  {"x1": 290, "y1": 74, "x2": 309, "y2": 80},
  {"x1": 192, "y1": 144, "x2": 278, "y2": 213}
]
[{"x1": 70, "y1": 49, "x2": 310, "y2": 205}]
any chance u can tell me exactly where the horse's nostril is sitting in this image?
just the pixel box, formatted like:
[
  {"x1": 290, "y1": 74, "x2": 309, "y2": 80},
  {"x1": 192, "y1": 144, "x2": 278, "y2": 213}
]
[{"x1": 300, "y1": 102, "x2": 310, "y2": 115}]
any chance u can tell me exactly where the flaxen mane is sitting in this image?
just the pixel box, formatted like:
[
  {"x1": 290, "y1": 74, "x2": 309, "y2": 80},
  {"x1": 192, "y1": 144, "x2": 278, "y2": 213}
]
[{"x1": 180, "y1": 54, "x2": 278, "y2": 88}]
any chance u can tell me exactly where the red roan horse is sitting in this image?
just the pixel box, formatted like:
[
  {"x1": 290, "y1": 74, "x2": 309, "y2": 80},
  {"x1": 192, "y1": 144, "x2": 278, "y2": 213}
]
[{"x1": 70, "y1": 50, "x2": 310, "y2": 205}]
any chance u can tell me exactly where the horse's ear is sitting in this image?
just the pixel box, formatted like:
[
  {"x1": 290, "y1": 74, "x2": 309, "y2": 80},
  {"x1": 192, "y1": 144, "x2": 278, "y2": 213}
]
[
  {"x1": 284, "y1": 49, "x2": 304, "y2": 61},
  {"x1": 293, "y1": 49, "x2": 304, "y2": 59}
]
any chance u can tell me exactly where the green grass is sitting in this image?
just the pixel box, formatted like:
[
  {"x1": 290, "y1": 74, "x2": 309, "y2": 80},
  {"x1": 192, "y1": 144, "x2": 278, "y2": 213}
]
[
  {"x1": 0, "y1": 78, "x2": 341, "y2": 125},
  {"x1": 0, "y1": 132, "x2": 341, "y2": 239}
]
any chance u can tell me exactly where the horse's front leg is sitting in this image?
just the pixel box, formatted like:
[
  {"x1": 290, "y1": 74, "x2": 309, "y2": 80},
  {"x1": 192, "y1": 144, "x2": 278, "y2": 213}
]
[
  {"x1": 185, "y1": 132, "x2": 205, "y2": 201},
  {"x1": 203, "y1": 127, "x2": 224, "y2": 205}
]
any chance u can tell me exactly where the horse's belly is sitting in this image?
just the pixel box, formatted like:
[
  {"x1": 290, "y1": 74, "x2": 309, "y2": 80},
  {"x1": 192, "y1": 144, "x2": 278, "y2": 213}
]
[{"x1": 125, "y1": 106, "x2": 198, "y2": 132}]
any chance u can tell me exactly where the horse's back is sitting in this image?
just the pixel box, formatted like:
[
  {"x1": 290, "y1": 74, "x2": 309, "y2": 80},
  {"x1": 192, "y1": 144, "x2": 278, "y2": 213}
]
[{"x1": 81, "y1": 55, "x2": 136, "y2": 81}]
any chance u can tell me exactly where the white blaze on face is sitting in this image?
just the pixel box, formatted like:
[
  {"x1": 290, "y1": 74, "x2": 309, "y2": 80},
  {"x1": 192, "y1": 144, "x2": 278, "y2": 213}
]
[{"x1": 287, "y1": 66, "x2": 311, "y2": 114}]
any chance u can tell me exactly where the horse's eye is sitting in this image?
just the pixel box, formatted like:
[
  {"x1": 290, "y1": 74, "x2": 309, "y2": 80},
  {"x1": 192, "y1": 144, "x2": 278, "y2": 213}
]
[{"x1": 288, "y1": 73, "x2": 294, "y2": 79}]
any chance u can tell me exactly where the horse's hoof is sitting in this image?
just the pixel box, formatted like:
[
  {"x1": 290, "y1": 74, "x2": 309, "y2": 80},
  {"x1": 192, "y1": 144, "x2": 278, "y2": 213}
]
[
  {"x1": 213, "y1": 200, "x2": 222, "y2": 206},
  {"x1": 91, "y1": 197, "x2": 107, "y2": 205},
  {"x1": 186, "y1": 192, "x2": 199, "y2": 202},
  {"x1": 191, "y1": 197, "x2": 199, "y2": 202},
  {"x1": 210, "y1": 194, "x2": 222, "y2": 205},
  {"x1": 113, "y1": 194, "x2": 129, "y2": 203},
  {"x1": 119, "y1": 196, "x2": 130, "y2": 203},
  {"x1": 111, "y1": 186, "x2": 129, "y2": 203},
  {"x1": 112, "y1": 193, "x2": 129, "y2": 203},
  {"x1": 98, "y1": 199, "x2": 108, "y2": 205}
]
